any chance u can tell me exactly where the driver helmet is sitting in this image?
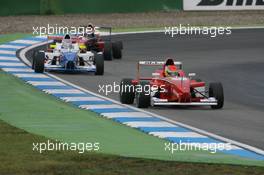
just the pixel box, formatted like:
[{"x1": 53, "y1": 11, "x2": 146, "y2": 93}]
[
  {"x1": 165, "y1": 65, "x2": 178, "y2": 77},
  {"x1": 88, "y1": 23, "x2": 95, "y2": 31},
  {"x1": 62, "y1": 34, "x2": 72, "y2": 49},
  {"x1": 87, "y1": 23, "x2": 95, "y2": 38}
]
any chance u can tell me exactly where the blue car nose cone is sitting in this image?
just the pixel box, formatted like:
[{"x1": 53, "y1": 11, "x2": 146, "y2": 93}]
[{"x1": 62, "y1": 51, "x2": 77, "y2": 61}]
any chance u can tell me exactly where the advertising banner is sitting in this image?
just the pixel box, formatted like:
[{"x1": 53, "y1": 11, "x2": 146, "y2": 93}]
[{"x1": 184, "y1": 0, "x2": 264, "y2": 10}]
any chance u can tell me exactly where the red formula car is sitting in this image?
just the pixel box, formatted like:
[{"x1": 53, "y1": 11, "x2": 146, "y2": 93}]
[{"x1": 119, "y1": 59, "x2": 224, "y2": 109}]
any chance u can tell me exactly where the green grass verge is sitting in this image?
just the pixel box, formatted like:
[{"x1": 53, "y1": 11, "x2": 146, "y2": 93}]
[
  {"x1": 0, "y1": 72, "x2": 264, "y2": 174},
  {"x1": 2, "y1": 71, "x2": 263, "y2": 164},
  {"x1": 0, "y1": 33, "x2": 31, "y2": 43},
  {"x1": 1, "y1": 120, "x2": 264, "y2": 175}
]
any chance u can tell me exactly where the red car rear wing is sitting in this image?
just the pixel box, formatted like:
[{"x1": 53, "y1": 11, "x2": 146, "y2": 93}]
[
  {"x1": 47, "y1": 26, "x2": 112, "y2": 42},
  {"x1": 79, "y1": 26, "x2": 112, "y2": 41},
  {"x1": 136, "y1": 61, "x2": 183, "y2": 81}
]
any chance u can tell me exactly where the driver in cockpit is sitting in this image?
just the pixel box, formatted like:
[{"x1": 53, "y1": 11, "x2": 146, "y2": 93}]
[{"x1": 62, "y1": 34, "x2": 73, "y2": 49}]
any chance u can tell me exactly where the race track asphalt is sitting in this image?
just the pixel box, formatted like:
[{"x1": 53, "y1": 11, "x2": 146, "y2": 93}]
[{"x1": 26, "y1": 28, "x2": 264, "y2": 149}]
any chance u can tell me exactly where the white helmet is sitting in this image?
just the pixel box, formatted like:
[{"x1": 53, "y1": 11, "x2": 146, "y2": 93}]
[{"x1": 62, "y1": 34, "x2": 72, "y2": 49}]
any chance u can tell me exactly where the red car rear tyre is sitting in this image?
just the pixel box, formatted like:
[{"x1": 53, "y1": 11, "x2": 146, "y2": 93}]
[
  {"x1": 136, "y1": 81, "x2": 150, "y2": 108},
  {"x1": 119, "y1": 78, "x2": 135, "y2": 104},
  {"x1": 103, "y1": 42, "x2": 112, "y2": 60},
  {"x1": 112, "y1": 41, "x2": 122, "y2": 59}
]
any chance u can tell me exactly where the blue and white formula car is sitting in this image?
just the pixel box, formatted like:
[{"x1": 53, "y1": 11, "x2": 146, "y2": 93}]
[{"x1": 32, "y1": 34, "x2": 104, "y2": 75}]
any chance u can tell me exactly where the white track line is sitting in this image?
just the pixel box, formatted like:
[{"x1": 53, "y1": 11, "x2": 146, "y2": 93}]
[
  {"x1": 19, "y1": 30, "x2": 264, "y2": 156},
  {"x1": 14, "y1": 73, "x2": 48, "y2": 78},
  {"x1": 0, "y1": 44, "x2": 24, "y2": 49},
  {"x1": 124, "y1": 121, "x2": 176, "y2": 128},
  {"x1": 0, "y1": 62, "x2": 25, "y2": 66},
  {"x1": 10, "y1": 40, "x2": 40, "y2": 45},
  {"x1": 61, "y1": 96, "x2": 104, "y2": 102},
  {"x1": 43, "y1": 89, "x2": 85, "y2": 94},
  {"x1": 80, "y1": 104, "x2": 126, "y2": 109},
  {"x1": 149, "y1": 132, "x2": 208, "y2": 138},
  {"x1": 112, "y1": 26, "x2": 264, "y2": 35},
  {"x1": 28, "y1": 81, "x2": 66, "y2": 86},
  {"x1": 2, "y1": 68, "x2": 33, "y2": 72},
  {"x1": 0, "y1": 57, "x2": 19, "y2": 61},
  {"x1": 101, "y1": 112, "x2": 152, "y2": 118},
  {"x1": 0, "y1": 50, "x2": 16, "y2": 54}
]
